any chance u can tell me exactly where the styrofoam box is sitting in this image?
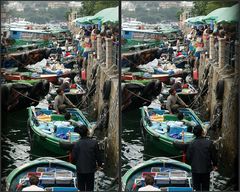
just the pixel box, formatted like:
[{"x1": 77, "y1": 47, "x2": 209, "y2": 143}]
[
  {"x1": 155, "y1": 172, "x2": 170, "y2": 185},
  {"x1": 169, "y1": 171, "x2": 187, "y2": 184},
  {"x1": 40, "y1": 172, "x2": 55, "y2": 185},
  {"x1": 55, "y1": 171, "x2": 73, "y2": 184}
]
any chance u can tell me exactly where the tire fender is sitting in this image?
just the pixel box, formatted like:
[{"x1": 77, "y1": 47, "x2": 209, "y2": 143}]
[
  {"x1": 216, "y1": 80, "x2": 224, "y2": 100},
  {"x1": 102, "y1": 80, "x2": 111, "y2": 101}
]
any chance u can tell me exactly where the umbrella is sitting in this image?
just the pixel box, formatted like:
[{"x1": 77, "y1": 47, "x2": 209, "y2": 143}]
[
  {"x1": 73, "y1": 16, "x2": 95, "y2": 24},
  {"x1": 90, "y1": 6, "x2": 119, "y2": 24},
  {"x1": 203, "y1": 4, "x2": 239, "y2": 24},
  {"x1": 185, "y1": 16, "x2": 205, "y2": 24},
  {"x1": 215, "y1": 3, "x2": 239, "y2": 24}
]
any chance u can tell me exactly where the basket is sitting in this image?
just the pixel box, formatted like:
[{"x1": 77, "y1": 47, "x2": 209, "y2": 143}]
[
  {"x1": 169, "y1": 171, "x2": 187, "y2": 184},
  {"x1": 55, "y1": 171, "x2": 73, "y2": 184}
]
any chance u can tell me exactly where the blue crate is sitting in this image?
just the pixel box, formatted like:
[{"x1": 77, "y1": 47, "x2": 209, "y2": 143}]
[
  {"x1": 51, "y1": 187, "x2": 78, "y2": 191},
  {"x1": 169, "y1": 125, "x2": 188, "y2": 135},
  {"x1": 167, "y1": 187, "x2": 192, "y2": 191}
]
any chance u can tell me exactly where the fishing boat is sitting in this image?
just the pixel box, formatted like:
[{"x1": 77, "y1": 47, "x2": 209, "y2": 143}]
[
  {"x1": 140, "y1": 107, "x2": 205, "y2": 156},
  {"x1": 121, "y1": 71, "x2": 182, "y2": 83},
  {"x1": 48, "y1": 83, "x2": 86, "y2": 106},
  {"x1": 2, "y1": 71, "x2": 71, "y2": 83},
  {"x1": 5, "y1": 157, "x2": 78, "y2": 192},
  {"x1": 122, "y1": 157, "x2": 192, "y2": 192},
  {"x1": 28, "y1": 106, "x2": 93, "y2": 156}
]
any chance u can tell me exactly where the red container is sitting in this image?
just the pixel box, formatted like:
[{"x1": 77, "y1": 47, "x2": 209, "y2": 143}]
[
  {"x1": 81, "y1": 69, "x2": 86, "y2": 80},
  {"x1": 193, "y1": 69, "x2": 198, "y2": 80},
  {"x1": 27, "y1": 172, "x2": 42, "y2": 178},
  {"x1": 142, "y1": 172, "x2": 157, "y2": 178}
]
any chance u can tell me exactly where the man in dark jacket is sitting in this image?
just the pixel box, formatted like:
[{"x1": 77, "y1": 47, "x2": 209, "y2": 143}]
[
  {"x1": 72, "y1": 125, "x2": 102, "y2": 191},
  {"x1": 187, "y1": 125, "x2": 218, "y2": 191}
]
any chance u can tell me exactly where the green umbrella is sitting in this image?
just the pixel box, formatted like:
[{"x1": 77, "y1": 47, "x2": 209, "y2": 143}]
[
  {"x1": 90, "y1": 6, "x2": 119, "y2": 24},
  {"x1": 185, "y1": 16, "x2": 205, "y2": 24},
  {"x1": 203, "y1": 4, "x2": 239, "y2": 24},
  {"x1": 74, "y1": 16, "x2": 95, "y2": 24},
  {"x1": 215, "y1": 3, "x2": 239, "y2": 24}
]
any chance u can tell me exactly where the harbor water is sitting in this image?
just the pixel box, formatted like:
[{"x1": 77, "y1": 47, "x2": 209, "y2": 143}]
[
  {"x1": 121, "y1": 108, "x2": 232, "y2": 191},
  {"x1": 1, "y1": 109, "x2": 117, "y2": 191}
]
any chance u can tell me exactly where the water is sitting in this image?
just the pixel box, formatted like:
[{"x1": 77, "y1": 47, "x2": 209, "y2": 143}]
[
  {"x1": 121, "y1": 108, "x2": 232, "y2": 191},
  {"x1": 1, "y1": 108, "x2": 116, "y2": 191}
]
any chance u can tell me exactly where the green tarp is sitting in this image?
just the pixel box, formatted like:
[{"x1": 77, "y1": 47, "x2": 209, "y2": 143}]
[
  {"x1": 91, "y1": 6, "x2": 118, "y2": 24},
  {"x1": 203, "y1": 4, "x2": 239, "y2": 24},
  {"x1": 185, "y1": 16, "x2": 205, "y2": 24}
]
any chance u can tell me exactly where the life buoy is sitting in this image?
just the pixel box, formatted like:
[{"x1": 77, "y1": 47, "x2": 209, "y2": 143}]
[
  {"x1": 216, "y1": 80, "x2": 224, "y2": 100},
  {"x1": 102, "y1": 80, "x2": 111, "y2": 101}
]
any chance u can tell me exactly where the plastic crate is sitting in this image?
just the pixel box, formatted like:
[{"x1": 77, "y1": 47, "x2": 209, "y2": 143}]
[
  {"x1": 51, "y1": 187, "x2": 79, "y2": 191},
  {"x1": 169, "y1": 171, "x2": 187, "y2": 184},
  {"x1": 169, "y1": 126, "x2": 188, "y2": 135},
  {"x1": 167, "y1": 187, "x2": 193, "y2": 191},
  {"x1": 55, "y1": 126, "x2": 74, "y2": 135},
  {"x1": 40, "y1": 172, "x2": 55, "y2": 185},
  {"x1": 55, "y1": 171, "x2": 73, "y2": 184},
  {"x1": 155, "y1": 172, "x2": 170, "y2": 185}
]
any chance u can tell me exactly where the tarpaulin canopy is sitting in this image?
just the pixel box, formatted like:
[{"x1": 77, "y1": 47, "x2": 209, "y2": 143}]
[
  {"x1": 203, "y1": 4, "x2": 239, "y2": 24},
  {"x1": 90, "y1": 6, "x2": 118, "y2": 24}
]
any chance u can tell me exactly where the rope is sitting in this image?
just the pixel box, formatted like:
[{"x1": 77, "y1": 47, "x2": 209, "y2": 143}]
[
  {"x1": 125, "y1": 88, "x2": 152, "y2": 103},
  {"x1": 12, "y1": 88, "x2": 40, "y2": 103}
]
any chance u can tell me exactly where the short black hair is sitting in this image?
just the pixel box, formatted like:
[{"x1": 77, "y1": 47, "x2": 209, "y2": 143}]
[
  {"x1": 169, "y1": 87, "x2": 175, "y2": 95},
  {"x1": 145, "y1": 174, "x2": 154, "y2": 185},
  {"x1": 29, "y1": 175, "x2": 39, "y2": 185},
  {"x1": 64, "y1": 112, "x2": 71, "y2": 120},
  {"x1": 74, "y1": 125, "x2": 88, "y2": 137},
  {"x1": 177, "y1": 112, "x2": 184, "y2": 120},
  {"x1": 56, "y1": 88, "x2": 63, "y2": 94},
  {"x1": 193, "y1": 125, "x2": 203, "y2": 137}
]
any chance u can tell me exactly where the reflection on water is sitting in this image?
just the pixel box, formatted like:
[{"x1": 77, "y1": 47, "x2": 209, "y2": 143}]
[
  {"x1": 1, "y1": 108, "x2": 116, "y2": 191},
  {"x1": 121, "y1": 108, "x2": 231, "y2": 191}
]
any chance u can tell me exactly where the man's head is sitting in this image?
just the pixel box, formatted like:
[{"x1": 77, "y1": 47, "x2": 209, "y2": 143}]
[
  {"x1": 74, "y1": 125, "x2": 89, "y2": 137},
  {"x1": 193, "y1": 125, "x2": 203, "y2": 137},
  {"x1": 144, "y1": 174, "x2": 155, "y2": 186},
  {"x1": 169, "y1": 87, "x2": 176, "y2": 95},
  {"x1": 177, "y1": 112, "x2": 184, "y2": 120},
  {"x1": 29, "y1": 175, "x2": 39, "y2": 186},
  {"x1": 64, "y1": 112, "x2": 71, "y2": 121},
  {"x1": 56, "y1": 88, "x2": 64, "y2": 95}
]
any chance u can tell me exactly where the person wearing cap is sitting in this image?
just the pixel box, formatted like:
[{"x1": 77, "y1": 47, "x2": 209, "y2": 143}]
[
  {"x1": 54, "y1": 88, "x2": 76, "y2": 114},
  {"x1": 187, "y1": 125, "x2": 218, "y2": 191},
  {"x1": 138, "y1": 174, "x2": 160, "y2": 191},
  {"x1": 166, "y1": 88, "x2": 188, "y2": 114}
]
